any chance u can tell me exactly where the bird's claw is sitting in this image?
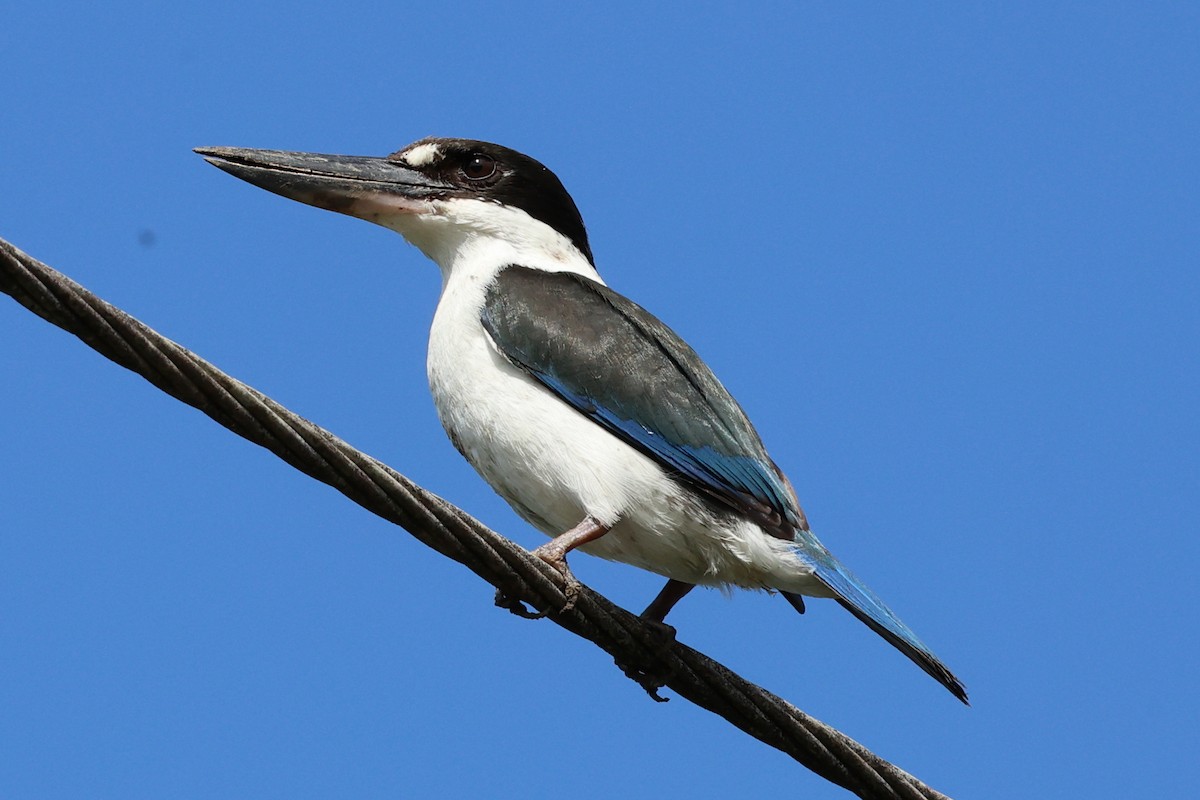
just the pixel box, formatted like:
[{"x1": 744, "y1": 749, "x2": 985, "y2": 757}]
[
  {"x1": 494, "y1": 587, "x2": 547, "y2": 619},
  {"x1": 495, "y1": 543, "x2": 585, "y2": 619},
  {"x1": 616, "y1": 620, "x2": 679, "y2": 702},
  {"x1": 531, "y1": 542, "x2": 585, "y2": 615}
]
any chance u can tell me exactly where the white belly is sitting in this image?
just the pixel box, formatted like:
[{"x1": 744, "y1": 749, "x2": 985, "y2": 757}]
[{"x1": 426, "y1": 274, "x2": 822, "y2": 593}]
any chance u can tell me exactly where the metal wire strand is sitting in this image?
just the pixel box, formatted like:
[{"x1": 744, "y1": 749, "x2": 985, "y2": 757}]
[{"x1": 0, "y1": 237, "x2": 952, "y2": 800}]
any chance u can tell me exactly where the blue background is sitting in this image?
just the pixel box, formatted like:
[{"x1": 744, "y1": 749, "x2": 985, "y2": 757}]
[{"x1": 2, "y1": 4, "x2": 1197, "y2": 798}]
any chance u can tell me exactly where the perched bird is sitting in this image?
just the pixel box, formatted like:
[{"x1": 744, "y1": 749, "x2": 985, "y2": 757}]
[{"x1": 196, "y1": 138, "x2": 967, "y2": 703}]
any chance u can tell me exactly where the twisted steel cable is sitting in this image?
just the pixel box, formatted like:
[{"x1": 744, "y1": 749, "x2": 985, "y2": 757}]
[{"x1": 1, "y1": 236, "x2": 952, "y2": 800}]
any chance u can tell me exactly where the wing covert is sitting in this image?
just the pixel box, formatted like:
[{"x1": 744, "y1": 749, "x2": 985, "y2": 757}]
[{"x1": 480, "y1": 266, "x2": 804, "y2": 536}]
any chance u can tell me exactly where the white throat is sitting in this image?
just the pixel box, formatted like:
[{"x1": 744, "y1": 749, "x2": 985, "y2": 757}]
[{"x1": 380, "y1": 196, "x2": 600, "y2": 288}]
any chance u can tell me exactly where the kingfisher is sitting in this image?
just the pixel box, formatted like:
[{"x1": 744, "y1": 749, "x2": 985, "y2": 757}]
[{"x1": 196, "y1": 138, "x2": 967, "y2": 703}]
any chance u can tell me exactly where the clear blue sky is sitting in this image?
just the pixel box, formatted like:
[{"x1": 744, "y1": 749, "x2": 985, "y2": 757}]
[{"x1": 2, "y1": 4, "x2": 1197, "y2": 798}]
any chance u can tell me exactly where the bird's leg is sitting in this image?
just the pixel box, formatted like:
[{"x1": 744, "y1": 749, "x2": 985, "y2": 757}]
[
  {"x1": 530, "y1": 515, "x2": 610, "y2": 612},
  {"x1": 640, "y1": 579, "x2": 695, "y2": 623}
]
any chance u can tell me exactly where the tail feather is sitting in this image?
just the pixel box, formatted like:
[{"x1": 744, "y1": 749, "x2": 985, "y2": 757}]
[
  {"x1": 781, "y1": 591, "x2": 806, "y2": 614},
  {"x1": 804, "y1": 545, "x2": 968, "y2": 704}
]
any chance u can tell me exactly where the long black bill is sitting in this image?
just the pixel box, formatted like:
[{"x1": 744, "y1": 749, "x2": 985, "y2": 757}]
[{"x1": 194, "y1": 146, "x2": 450, "y2": 219}]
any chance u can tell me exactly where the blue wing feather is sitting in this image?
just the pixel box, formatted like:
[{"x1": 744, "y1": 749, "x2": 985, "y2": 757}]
[{"x1": 484, "y1": 267, "x2": 803, "y2": 535}]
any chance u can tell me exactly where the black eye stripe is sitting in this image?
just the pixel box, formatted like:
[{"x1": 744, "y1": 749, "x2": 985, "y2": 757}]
[{"x1": 405, "y1": 138, "x2": 593, "y2": 265}]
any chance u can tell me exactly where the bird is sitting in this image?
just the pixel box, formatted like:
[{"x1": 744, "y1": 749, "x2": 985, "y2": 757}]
[{"x1": 195, "y1": 137, "x2": 967, "y2": 704}]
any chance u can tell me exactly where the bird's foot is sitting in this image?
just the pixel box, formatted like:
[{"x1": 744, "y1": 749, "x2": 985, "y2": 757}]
[
  {"x1": 493, "y1": 587, "x2": 547, "y2": 619},
  {"x1": 616, "y1": 617, "x2": 680, "y2": 703},
  {"x1": 495, "y1": 518, "x2": 607, "y2": 619},
  {"x1": 531, "y1": 540, "x2": 585, "y2": 614},
  {"x1": 639, "y1": 617, "x2": 679, "y2": 647}
]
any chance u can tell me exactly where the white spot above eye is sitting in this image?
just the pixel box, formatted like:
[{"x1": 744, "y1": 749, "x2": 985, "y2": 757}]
[{"x1": 401, "y1": 142, "x2": 442, "y2": 168}]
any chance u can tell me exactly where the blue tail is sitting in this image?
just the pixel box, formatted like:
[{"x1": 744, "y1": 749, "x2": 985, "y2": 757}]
[{"x1": 798, "y1": 538, "x2": 968, "y2": 704}]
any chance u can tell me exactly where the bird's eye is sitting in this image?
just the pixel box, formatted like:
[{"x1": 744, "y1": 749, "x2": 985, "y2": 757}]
[{"x1": 462, "y1": 154, "x2": 497, "y2": 181}]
